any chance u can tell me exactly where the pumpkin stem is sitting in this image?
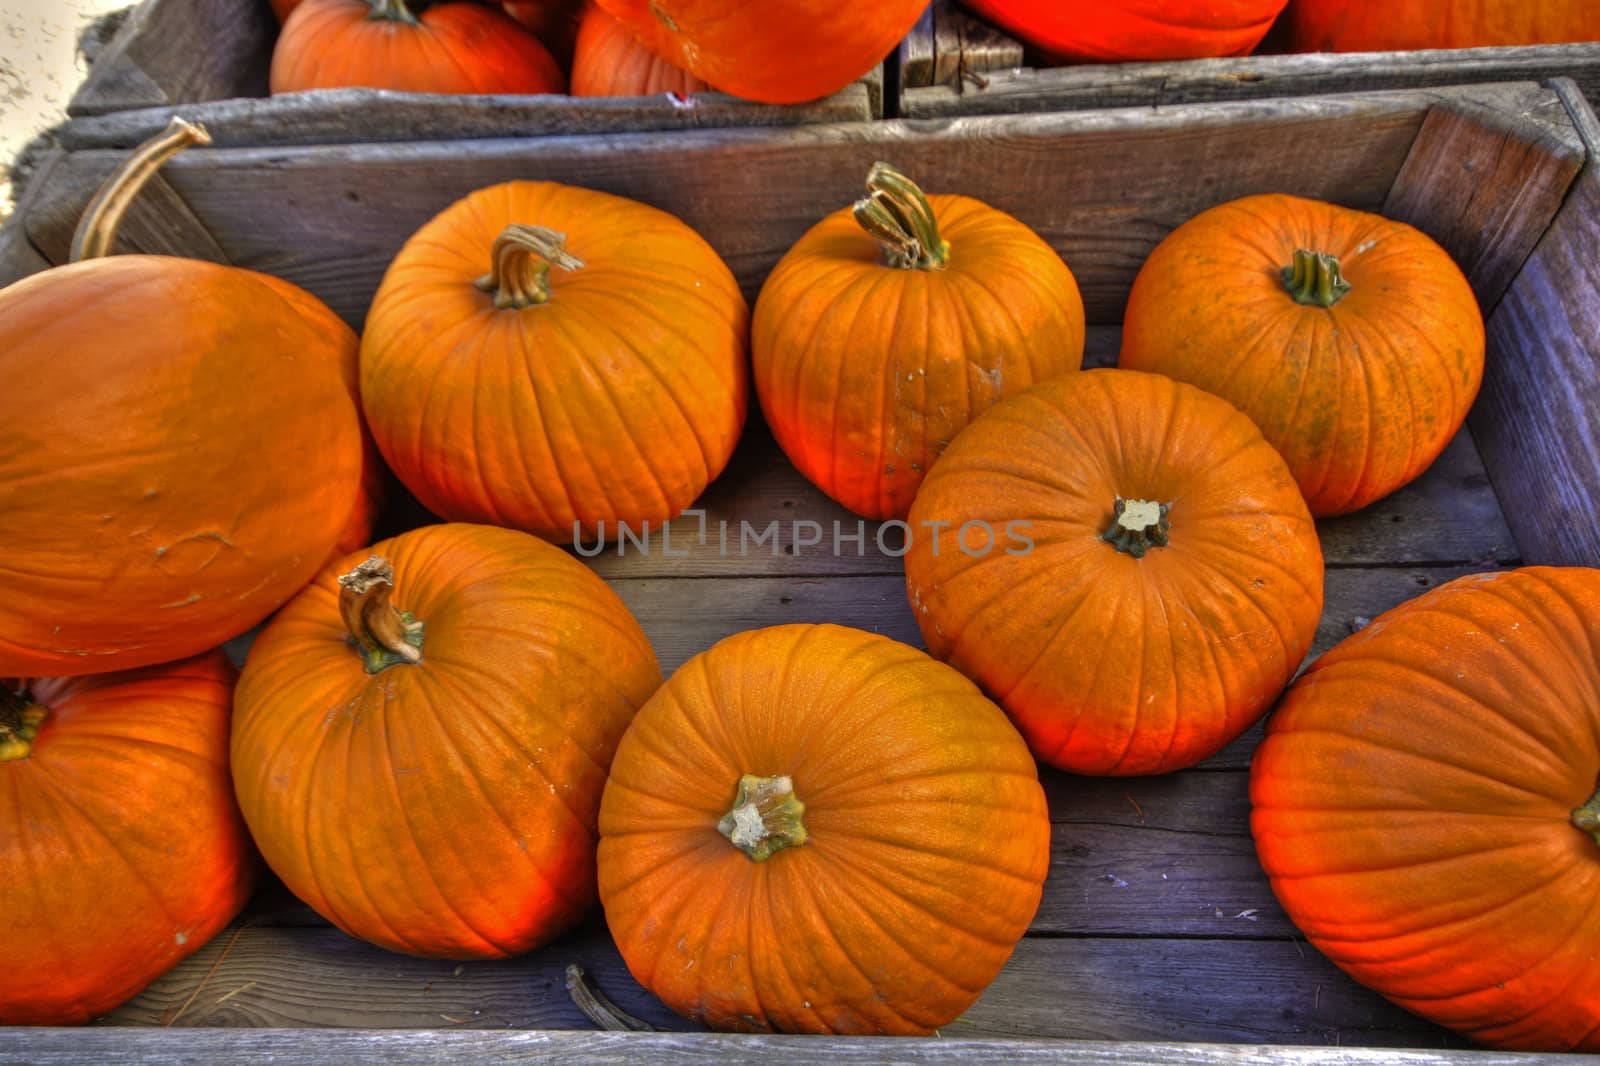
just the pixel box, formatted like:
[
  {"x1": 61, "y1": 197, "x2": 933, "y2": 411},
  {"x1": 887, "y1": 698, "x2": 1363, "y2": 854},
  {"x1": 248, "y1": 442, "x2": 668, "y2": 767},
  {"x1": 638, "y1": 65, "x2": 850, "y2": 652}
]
[
  {"x1": 1573, "y1": 783, "x2": 1600, "y2": 846},
  {"x1": 367, "y1": 0, "x2": 421, "y2": 24},
  {"x1": 1281, "y1": 249, "x2": 1352, "y2": 308},
  {"x1": 70, "y1": 116, "x2": 212, "y2": 263},
  {"x1": 852, "y1": 162, "x2": 949, "y2": 271},
  {"x1": 564, "y1": 965, "x2": 656, "y2": 1031},
  {"x1": 0, "y1": 688, "x2": 47, "y2": 763},
  {"x1": 1102, "y1": 497, "x2": 1172, "y2": 558},
  {"x1": 475, "y1": 225, "x2": 586, "y2": 310},
  {"x1": 338, "y1": 556, "x2": 425, "y2": 674},
  {"x1": 718, "y1": 773, "x2": 807, "y2": 862}
]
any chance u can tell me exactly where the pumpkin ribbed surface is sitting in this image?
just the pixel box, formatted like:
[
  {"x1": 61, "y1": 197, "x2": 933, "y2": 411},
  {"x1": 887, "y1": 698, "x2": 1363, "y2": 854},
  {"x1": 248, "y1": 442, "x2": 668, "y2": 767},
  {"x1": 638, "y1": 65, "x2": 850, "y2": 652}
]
[
  {"x1": 1286, "y1": 0, "x2": 1600, "y2": 51},
  {"x1": 231, "y1": 523, "x2": 662, "y2": 959},
  {"x1": 1252, "y1": 566, "x2": 1600, "y2": 1051},
  {"x1": 0, "y1": 652, "x2": 256, "y2": 1024},
  {"x1": 572, "y1": 4, "x2": 708, "y2": 97},
  {"x1": 1119, "y1": 193, "x2": 1484, "y2": 517},
  {"x1": 360, "y1": 180, "x2": 748, "y2": 545},
  {"x1": 963, "y1": 0, "x2": 1288, "y2": 61},
  {"x1": 906, "y1": 369, "x2": 1324, "y2": 776},
  {"x1": 598, "y1": 623, "x2": 1050, "y2": 1034}
]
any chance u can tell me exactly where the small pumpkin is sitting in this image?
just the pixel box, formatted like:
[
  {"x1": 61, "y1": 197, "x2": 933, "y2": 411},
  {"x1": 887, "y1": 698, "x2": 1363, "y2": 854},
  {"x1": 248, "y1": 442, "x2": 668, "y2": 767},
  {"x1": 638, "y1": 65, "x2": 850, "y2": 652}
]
[
  {"x1": 0, "y1": 652, "x2": 257, "y2": 1024},
  {"x1": 598, "y1": 623, "x2": 1050, "y2": 1034},
  {"x1": 1285, "y1": 0, "x2": 1600, "y2": 52},
  {"x1": 360, "y1": 180, "x2": 748, "y2": 545},
  {"x1": 503, "y1": 0, "x2": 585, "y2": 68},
  {"x1": 231, "y1": 523, "x2": 662, "y2": 959},
  {"x1": 572, "y1": 4, "x2": 709, "y2": 97},
  {"x1": 271, "y1": 0, "x2": 565, "y2": 96},
  {"x1": 594, "y1": 0, "x2": 925, "y2": 103},
  {"x1": 962, "y1": 0, "x2": 1289, "y2": 62},
  {"x1": 1119, "y1": 192, "x2": 1484, "y2": 517},
  {"x1": 752, "y1": 163, "x2": 1085, "y2": 520},
  {"x1": 1252, "y1": 566, "x2": 1600, "y2": 1051},
  {"x1": 0, "y1": 119, "x2": 365, "y2": 677},
  {"x1": 905, "y1": 369, "x2": 1324, "y2": 776}
]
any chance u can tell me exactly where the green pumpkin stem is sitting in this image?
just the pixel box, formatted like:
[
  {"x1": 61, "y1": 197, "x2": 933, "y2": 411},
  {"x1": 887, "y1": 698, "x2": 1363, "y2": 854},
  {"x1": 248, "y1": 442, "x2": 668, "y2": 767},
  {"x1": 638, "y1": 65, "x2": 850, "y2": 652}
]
[
  {"x1": 367, "y1": 0, "x2": 421, "y2": 23},
  {"x1": 1573, "y1": 783, "x2": 1600, "y2": 846},
  {"x1": 476, "y1": 225, "x2": 586, "y2": 310},
  {"x1": 718, "y1": 773, "x2": 808, "y2": 862},
  {"x1": 0, "y1": 688, "x2": 47, "y2": 763},
  {"x1": 70, "y1": 116, "x2": 212, "y2": 263},
  {"x1": 853, "y1": 162, "x2": 949, "y2": 271},
  {"x1": 1282, "y1": 249, "x2": 1352, "y2": 308},
  {"x1": 1102, "y1": 497, "x2": 1172, "y2": 558},
  {"x1": 338, "y1": 557, "x2": 425, "y2": 674},
  {"x1": 565, "y1": 965, "x2": 656, "y2": 1031}
]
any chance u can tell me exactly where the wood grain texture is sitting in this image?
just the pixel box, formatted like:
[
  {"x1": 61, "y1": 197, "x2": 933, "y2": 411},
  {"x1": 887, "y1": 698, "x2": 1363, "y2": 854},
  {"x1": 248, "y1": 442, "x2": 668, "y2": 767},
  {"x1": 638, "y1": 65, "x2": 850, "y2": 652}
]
[
  {"x1": 69, "y1": 0, "x2": 274, "y2": 117},
  {"x1": 1383, "y1": 82, "x2": 1584, "y2": 311},
  {"x1": 900, "y1": 41, "x2": 1600, "y2": 117},
  {"x1": 8, "y1": 1029, "x2": 1572, "y2": 1066},
  {"x1": 57, "y1": 86, "x2": 877, "y2": 151},
  {"x1": 25, "y1": 89, "x2": 1461, "y2": 329},
  {"x1": 898, "y1": 0, "x2": 1026, "y2": 91},
  {"x1": 21, "y1": 151, "x2": 226, "y2": 266},
  {"x1": 0, "y1": 148, "x2": 63, "y2": 287},
  {"x1": 1470, "y1": 81, "x2": 1600, "y2": 567}
]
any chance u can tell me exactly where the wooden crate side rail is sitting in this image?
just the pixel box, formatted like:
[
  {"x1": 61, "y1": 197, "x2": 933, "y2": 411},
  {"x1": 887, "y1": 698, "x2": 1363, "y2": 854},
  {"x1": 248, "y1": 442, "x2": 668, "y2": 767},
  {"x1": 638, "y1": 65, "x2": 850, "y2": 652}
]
[{"x1": 70, "y1": 0, "x2": 273, "y2": 116}]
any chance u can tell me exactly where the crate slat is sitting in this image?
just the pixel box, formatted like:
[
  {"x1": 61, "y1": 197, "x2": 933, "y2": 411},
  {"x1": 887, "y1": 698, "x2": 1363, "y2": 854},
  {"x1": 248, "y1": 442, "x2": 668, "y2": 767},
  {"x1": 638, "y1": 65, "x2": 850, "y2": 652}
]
[{"x1": 70, "y1": 0, "x2": 272, "y2": 116}]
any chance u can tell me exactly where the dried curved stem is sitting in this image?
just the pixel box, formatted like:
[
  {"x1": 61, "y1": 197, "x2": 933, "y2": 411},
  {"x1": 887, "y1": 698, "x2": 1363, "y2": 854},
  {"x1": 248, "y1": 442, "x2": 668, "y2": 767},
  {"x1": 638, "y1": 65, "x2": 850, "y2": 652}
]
[
  {"x1": 475, "y1": 225, "x2": 586, "y2": 309},
  {"x1": 338, "y1": 557, "x2": 425, "y2": 673},
  {"x1": 71, "y1": 116, "x2": 212, "y2": 263},
  {"x1": 852, "y1": 162, "x2": 949, "y2": 271},
  {"x1": 565, "y1": 965, "x2": 656, "y2": 1031}
]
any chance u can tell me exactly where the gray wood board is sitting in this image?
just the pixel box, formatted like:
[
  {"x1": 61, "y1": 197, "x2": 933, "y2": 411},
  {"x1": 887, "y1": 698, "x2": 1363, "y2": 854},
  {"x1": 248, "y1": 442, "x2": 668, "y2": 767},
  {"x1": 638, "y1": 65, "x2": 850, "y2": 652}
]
[
  {"x1": 26, "y1": 89, "x2": 1462, "y2": 325},
  {"x1": 10, "y1": 1030, "x2": 1578, "y2": 1066},
  {"x1": 901, "y1": 42, "x2": 1600, "y2": 118},
  {"x1": 69, "y1": 0, "x2": 272, "y2": 117},
  {"x1": 58, "y1": 86, "x2": 878, "y2": 151},
  {"x1": 1471, "y1": 80, "x2": 1600, "y2": 568},
  {"x1": 898, "y1": 0, "x2": 1026, "y2": 92},
  {"x1": 87, "y1": 923, "x2": 1461, "y2": 1048}
]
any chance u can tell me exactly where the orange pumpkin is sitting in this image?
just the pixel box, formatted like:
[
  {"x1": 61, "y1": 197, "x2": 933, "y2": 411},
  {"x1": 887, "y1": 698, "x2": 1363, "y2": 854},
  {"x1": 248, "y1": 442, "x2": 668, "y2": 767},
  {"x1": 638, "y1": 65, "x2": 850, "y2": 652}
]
[
  {"x1": 753, "y1": 163, "x2": 1084, "y2": 520},
  {"x1": 594, "y1": 0, "x2": 924, "y2": 103},
  {"x1": 0, "y1": 119, "x2": 365, "y2": 677},
  {"x1": 271, "y1": 0, "x2": 565, "y2": 96},
  {"x1": 360, "y1": 181, "x2": 748, "y2": 545},
  {"x1": 905, "y1": 369, "x2": 1324, "y2": 776},
  {"x1": 503, "y1": 0, "x2": 584, "y2": 67},
  {"x1": 572, "y1": 4, "x2": 709, "y2": 97},
  {"x1": 270, "y1": 0, "x2": 302, "y2": 20},
  {"x1": 963, "y1": 0, "x2": 1288, "y2": 62},
  {"x1": 1252, "y1": 567, "x2": 1600, "y2": 1051},
  {"x1": 598, "y1": 623, "x2": 1049, "y2": 1034},
  {"x1": 1286, "y1": 0, "x2": 1600, "y2": 51},
  {"x1": 231, "y1": 523, "x2": 662, "y2": 959},
  {"x1": 0, "y1": 652, "x2": 257, "y2": 1024},
  {"x1": 1119, "y1": 192, "x2": 1484, "y2": 517}
]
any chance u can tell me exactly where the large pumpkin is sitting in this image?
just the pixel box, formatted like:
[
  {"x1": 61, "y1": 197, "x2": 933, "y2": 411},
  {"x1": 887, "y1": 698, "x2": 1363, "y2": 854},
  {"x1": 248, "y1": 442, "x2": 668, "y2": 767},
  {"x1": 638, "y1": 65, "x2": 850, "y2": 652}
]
[
  {"x1": 271, "y1": 0, "x2": 565, "y2": 95},
  {"x1": 360, "y1": 180, "x2": 748, "y2": 545},
  {"x1": 593, "y1": 0, "x2": 925, "y2": 103},
  {"x1": 1252, "y1": 566, "x2": 1600, "y2": 1051},
  {"x1": 752, "y1": 163, "x2": 1084, "y2": 520},
  {"x1": 1119, "y1": 192, "x2": 1484, "y2": 517},
  {"x1": 231, "y1": 522, "x2": 662, "y2": 959},
  {"x1": 0, "y1": 652, "x2": 257, "y2": 1024},
  {"x1": 0, "y1": 118, "x2": 365, "y2": 677},
  {"x1": 1286, "y1": 0, "x2": 1600, "y2": 51},
  {"x1": 598, "y1": 623, "x2": 1049, "y2": 1034},
  {"x1": 572, "y1": 4, "x2": 709, "y2": 97},
  {"x1": 962, "y1": 0, "x2": 1289, "y2": 62},
  {"x1": 905, "y1": 369, "x2": 1324, "y2": 776}
]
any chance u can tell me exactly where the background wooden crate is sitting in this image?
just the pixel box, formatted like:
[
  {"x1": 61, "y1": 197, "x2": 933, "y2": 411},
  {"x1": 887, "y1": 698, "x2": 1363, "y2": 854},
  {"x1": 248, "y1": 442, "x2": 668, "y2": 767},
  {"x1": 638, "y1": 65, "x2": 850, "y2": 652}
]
[
  {"x1": 60, "y1": 0, "x2": 880, "y2": 151},
  {"x1": 1, "y1": 76, "x2": 1598, "y2": 1062},
  {"x1": 898, "y1": 0, "x2": 1600, "y2": 119}
]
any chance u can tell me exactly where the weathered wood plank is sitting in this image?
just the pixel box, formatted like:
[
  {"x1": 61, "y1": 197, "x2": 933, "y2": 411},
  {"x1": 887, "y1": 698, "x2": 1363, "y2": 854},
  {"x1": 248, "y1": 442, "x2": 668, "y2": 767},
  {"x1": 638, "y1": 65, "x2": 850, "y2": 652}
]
[
  {"x1": 900, "y1": 42, "x2": 1600, "y2": 118},
  {"x1": 21, "y1": 152, "x2": 226, "y2": 267},
  {"x1": 1383, "y1": 82, "x2": 1584, "y2": 311},
  {"x1": 9, "y1": 1029, "x2": 1568, "y2": 1066},
  {"x1": 898, "y1": 0, "x2": 1026, "y2": 91},
  {"x1": 0, "y1": 148, "x2": 65, "y2": 287},
  {"x1": 57, "y1": 86, "x2": 878, "y2": 151},
  {"x1": 1471, "y1": 80, "x2": 1600, "y2": 568},
  {"x1": 69, "y1": 0, "x2": 273, "y2": 117},
  {"x1": 26, "y1": 90, "x2": 1459, "y2": 327}
]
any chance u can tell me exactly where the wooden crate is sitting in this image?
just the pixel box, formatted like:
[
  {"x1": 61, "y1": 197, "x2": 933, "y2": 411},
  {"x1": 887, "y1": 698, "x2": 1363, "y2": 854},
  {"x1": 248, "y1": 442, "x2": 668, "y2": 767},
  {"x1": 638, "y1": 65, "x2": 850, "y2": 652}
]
[
  {"x1": 898, "y1": 0, "x2": 1600, "y2": 119},
  {"x1": 2, "y1": 76, "x2": 1599, "y2": 1062},
  {"x1": 59, "y1": 0, "x2": 880, "y2": 151}
]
